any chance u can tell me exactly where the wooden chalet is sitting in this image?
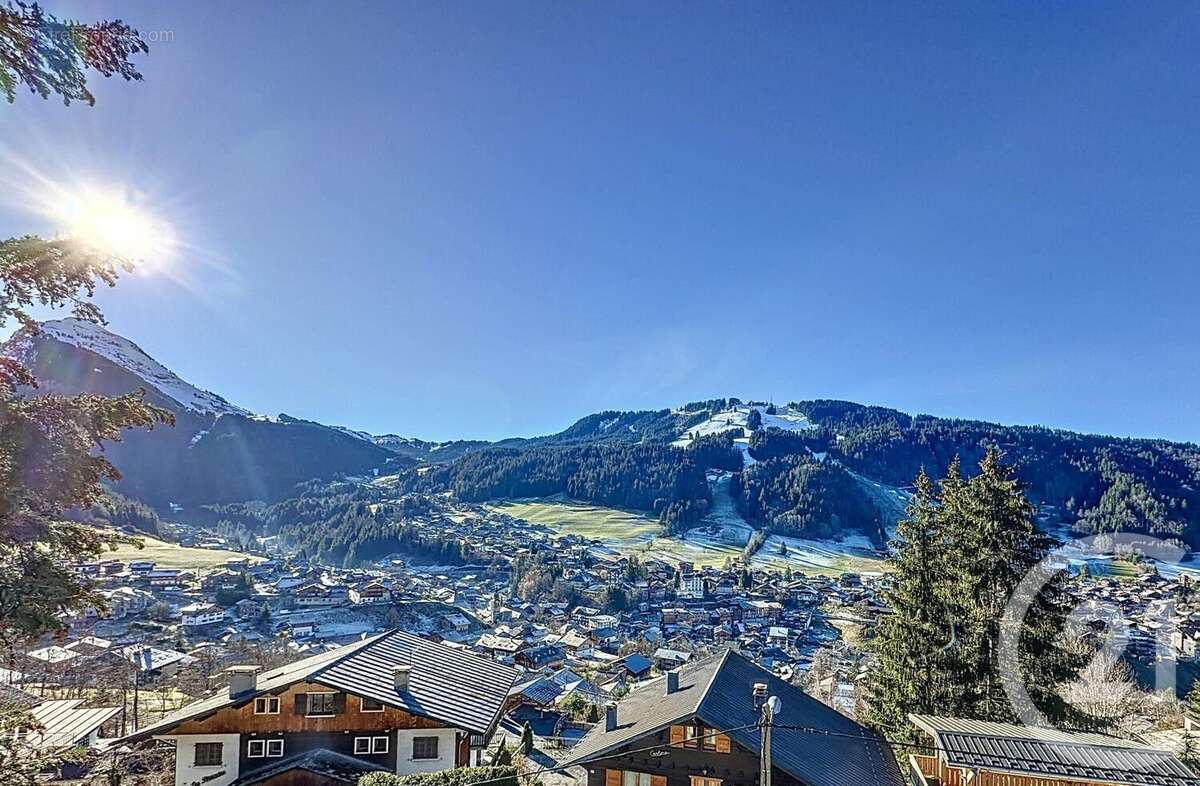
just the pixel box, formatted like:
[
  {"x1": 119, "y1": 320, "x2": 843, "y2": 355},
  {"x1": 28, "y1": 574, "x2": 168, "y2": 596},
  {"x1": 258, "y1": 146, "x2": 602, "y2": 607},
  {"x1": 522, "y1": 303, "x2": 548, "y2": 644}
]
[
  {"x1": 120, "y1": 629, "x2": 518, "y2": 786},
  {"x1": 562, "y1": 649, "x2": 902, "y2": 786},
  {"x1": 908, "y1": 715, "x2": 1200, "y2": 786}
]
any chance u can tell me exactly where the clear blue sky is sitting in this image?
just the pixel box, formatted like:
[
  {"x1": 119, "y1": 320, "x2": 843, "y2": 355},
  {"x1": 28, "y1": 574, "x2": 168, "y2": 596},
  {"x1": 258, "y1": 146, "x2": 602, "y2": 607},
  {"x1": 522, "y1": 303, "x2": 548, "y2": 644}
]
[{"x1": 2, "y1": 1, "x2": 1198, "y2": 442}]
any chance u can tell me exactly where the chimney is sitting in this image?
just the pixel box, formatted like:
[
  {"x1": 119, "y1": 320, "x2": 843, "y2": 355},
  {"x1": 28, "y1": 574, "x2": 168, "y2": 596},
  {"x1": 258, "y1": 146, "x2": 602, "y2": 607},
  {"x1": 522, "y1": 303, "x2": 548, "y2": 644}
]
[
  {"x1": 752, "y1": 681, "x2": 768, "y2": 710},
  {"x1": 226, "y1": 665, "x2": 261, "y2": 697},
  {"x1": 665, "y1": 669, "x2": 680, "y2": 695},
  {"x1": 604, "y1": 702, "x2": 617, "y2": 732},
  {"x1": 393, "y1": 664, "x2": 412, "y2": 693}
]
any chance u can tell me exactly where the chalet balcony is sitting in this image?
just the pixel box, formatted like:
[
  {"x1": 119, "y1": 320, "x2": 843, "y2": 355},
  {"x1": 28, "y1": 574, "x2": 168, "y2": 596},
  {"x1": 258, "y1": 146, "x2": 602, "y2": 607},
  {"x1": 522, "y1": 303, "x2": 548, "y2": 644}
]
[{"x1": 908, "y1": 754, "x2": 963, "y2": 786}]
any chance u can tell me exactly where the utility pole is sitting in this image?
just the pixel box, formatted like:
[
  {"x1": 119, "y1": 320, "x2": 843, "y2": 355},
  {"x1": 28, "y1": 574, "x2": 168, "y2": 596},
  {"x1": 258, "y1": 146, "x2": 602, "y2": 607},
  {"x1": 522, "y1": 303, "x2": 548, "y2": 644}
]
[{"x1": 753, "y1": 683, "x2": 780, "y2": 786}]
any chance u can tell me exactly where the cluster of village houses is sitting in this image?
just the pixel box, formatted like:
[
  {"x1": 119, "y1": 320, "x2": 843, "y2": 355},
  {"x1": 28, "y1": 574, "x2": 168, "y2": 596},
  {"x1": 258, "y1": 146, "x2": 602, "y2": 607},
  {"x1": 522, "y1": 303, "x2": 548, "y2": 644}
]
[{"x1": 8, "y1": 507, "x2": 1200, "y2": 786}]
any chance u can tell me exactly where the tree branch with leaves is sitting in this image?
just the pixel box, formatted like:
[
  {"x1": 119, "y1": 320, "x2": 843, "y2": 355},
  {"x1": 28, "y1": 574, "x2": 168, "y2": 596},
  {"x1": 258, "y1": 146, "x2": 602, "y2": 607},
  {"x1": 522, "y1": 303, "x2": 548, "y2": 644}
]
[
  {"x1": 0, "y1": 1, "x2": 149, "y2": 105},
  {"x1": 0, "y1": 236, "x2": 173, "y2": 645}
]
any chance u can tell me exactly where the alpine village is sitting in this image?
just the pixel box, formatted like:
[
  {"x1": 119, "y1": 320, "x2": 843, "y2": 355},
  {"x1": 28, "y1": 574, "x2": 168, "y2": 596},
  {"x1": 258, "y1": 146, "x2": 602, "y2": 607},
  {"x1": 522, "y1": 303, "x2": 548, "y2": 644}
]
[{"x1": 4, "y1": 4, "x2": 1200, "y2": 786}]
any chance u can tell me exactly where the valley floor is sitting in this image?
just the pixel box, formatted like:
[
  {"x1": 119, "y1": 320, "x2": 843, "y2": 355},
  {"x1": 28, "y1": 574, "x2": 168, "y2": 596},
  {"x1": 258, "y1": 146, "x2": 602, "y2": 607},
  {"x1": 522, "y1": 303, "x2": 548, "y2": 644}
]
[{"x1": 487, "y1": 473, "x2": 888, "y2": 576}]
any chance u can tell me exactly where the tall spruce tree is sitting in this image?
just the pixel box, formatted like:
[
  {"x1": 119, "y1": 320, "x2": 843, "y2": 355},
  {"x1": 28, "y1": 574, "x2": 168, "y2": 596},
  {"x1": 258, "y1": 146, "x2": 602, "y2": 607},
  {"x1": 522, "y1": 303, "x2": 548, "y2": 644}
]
[
  {"x1": 865, "y1": 469, "x2": 964, "y2": 743},
  {"x1": 946, "y1": 446, "x2": 1080, "y2": 723},
  {"x1": 867, "y1": 448, "x2": 1082, "y2": 736}
]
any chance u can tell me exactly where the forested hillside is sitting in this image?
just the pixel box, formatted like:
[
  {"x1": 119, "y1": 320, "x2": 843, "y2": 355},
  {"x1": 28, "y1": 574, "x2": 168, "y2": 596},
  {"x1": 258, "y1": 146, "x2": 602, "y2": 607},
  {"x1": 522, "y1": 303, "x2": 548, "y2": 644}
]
[
  {"x1": 732, "y1": 456, "x2": 886, "y2": 545},
  {"x1": 207, "y1": 493, "x2": 481, "y2": 567},
  {"x1": 400, "y1": 443, "x2": 731, "y2": 531},
  {"x1": 790, "y1": 400, "x2": 1200, "y2": 546},
  {"x1": 12, "y1": 314, "x2": 1197, "y2": 549}
]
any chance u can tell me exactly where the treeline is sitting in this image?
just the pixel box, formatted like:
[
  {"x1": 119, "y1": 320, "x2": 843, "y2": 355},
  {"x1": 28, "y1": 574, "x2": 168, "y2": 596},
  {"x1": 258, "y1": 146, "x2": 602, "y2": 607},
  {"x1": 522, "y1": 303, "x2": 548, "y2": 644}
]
[
  {"x1": 401, "y1": 443, "x2": 718, "y2": 530},
  {"x1": 687, "y1": 431, "x2": 744, "y2": 472},
  {"x1": 71, "y1": 491, "x2": 163, "y2": 537},
  {"x1": 207, "y1": 494, "x2": 477, "y2": 567},
  {"x1": 731, "y1": 455, "x2": 885, "y2": 545},
  {"x1": 747, "y1": 426, "x2": 831, "y2": 462},
  {"x1": 789, "y1": 399, "x2": 1200, "y2": 546}
]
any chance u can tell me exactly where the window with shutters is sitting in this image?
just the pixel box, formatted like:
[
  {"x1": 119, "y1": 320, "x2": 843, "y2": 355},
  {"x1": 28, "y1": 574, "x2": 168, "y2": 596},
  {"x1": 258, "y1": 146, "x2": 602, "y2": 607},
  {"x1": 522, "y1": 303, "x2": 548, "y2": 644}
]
[
  {"x1": 193, "y1": 742, "x2": 223, "y2": 766},
  {"x1": 607, "y1": 770, "x2": 662, "y2": 786},
  {"x1": 306, "y1": 692, "x2": 336, "y2": 716},
  {"x1": 675, "y1": 724, "x2": 720, "y2": 751},
  {"x1": 622, "y1": 772, "x2": 652, "y2": 786}
]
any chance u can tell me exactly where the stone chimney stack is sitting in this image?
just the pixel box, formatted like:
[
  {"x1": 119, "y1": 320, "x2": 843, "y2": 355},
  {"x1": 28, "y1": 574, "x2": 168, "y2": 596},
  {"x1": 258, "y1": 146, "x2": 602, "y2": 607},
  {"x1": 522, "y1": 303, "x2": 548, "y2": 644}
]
[
  {"x1": 226, "y1": 665, "x2": 261, "y2": 697},
  {"x1": 605, "y1": 702, "x2": 617, "y2": 732},
  {"x1": 393, "y1": 664, "x2": 412, "y2": 693},
  {"x1": 665, "y1": 669, "x2": 680, "y2": 695}
]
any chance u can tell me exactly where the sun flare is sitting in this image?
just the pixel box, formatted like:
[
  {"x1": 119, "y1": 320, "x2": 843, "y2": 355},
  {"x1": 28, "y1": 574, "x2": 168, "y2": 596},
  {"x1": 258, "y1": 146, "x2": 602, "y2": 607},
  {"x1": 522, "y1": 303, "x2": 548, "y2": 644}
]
[{"x1": 51, "y1": 187, "x2": 176, "y2": 269}]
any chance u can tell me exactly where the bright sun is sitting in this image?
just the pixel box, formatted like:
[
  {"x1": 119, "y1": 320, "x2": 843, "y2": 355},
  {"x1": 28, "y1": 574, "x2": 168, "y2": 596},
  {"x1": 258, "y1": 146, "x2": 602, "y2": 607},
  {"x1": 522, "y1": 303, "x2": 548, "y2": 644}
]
[{"x1": 53, "y1": 188, "x2": 176, "y2": 269}]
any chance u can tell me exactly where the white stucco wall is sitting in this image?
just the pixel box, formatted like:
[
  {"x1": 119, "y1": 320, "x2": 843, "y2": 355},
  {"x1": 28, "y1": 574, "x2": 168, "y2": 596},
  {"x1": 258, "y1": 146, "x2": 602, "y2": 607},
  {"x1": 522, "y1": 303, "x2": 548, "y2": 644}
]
[
  {"x1": 395, "y1": 728, "x2": 458, "y2": 775},
  {"x1": 159, "y1": 734, "x2": 240, "y2": 786}
]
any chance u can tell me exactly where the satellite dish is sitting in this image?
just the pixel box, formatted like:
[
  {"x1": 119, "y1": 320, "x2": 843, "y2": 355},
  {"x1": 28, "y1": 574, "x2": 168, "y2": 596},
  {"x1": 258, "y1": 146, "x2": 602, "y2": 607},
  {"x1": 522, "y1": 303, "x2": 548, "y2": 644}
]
[{"x1": 767, "y1": 695, "x2": 782, "y2": 716}]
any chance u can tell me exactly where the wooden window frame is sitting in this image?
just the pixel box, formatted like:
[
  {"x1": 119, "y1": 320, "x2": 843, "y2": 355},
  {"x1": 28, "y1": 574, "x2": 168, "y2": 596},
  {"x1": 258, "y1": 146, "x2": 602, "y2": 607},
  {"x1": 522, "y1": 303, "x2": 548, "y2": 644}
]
[
  {"x1": 412, "y1": 735, "x2": 440, "y2": 760},
  {"x1": 621, "y1": 771, "x2": 653, "y2": 786},
  {"x1": 354, "y1": 737, "x2": 372, "y2": 755},
  {"x1": 360, "y1": 696, "x2": 385, "y2": 713},
  {"x1": 254, "y1": 696, "x2": 280, "y2": 715},
  {"x1": 306, "y1": 691, "x2": 336, "y2": 717},
  {"x1": 266, "y1": 739, "x2": 284, "y2": 758},
  {"x1": 372, "y1": 736, "x2": 389, "y2": 754},
  {"x1": 193, "y1": 742, "x2": 223, "y2": 767}
]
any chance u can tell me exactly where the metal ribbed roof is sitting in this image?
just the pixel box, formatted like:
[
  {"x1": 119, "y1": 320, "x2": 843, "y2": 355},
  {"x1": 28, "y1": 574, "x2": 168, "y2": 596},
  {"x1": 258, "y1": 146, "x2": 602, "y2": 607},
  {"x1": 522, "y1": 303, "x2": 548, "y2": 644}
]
[
  {"x1": 121, "y1": 629, "x2": 517, "y2": 742},
  {"x1": 315, "y1": 629, "x2": 518, "y2": 735},
  {"x1": 563, "y1": 649, "x2": 902, "y2": 786},
  {"x1": 28, "y1": 699, "x2": 122, "y2": 750},
  {"x1": 911, "y1": 715, "x2": 1200, "y2": 786}
]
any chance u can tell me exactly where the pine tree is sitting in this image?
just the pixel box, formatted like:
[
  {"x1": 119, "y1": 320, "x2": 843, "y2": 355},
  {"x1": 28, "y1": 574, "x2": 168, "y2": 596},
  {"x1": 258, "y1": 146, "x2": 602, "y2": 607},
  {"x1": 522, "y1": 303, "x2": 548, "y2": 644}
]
[
  {"x1": 1183, "y1": 686, "x2": 1200, "y2": 769},
  {"x1": 746, "y1": 408, "x2": 763, "y2": 431},
  {"x1": 946, "y1": 446, "x2": 1079, "y2": 724},
  {"x1": 864, "y1": 469, "x2": 961, "y2": 743},
  {"x1": 0, "y1": 237, "x2": 172, "y2": 644},
  {"x1": 866, "y1": 449, "x2": 1082, "y2": 737}
]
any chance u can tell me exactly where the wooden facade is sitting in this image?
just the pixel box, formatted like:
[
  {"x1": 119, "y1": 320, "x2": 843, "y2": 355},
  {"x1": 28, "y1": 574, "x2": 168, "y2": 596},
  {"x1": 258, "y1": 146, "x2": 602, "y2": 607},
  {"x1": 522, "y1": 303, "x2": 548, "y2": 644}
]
[
  {"x1": 166, "y1": 680, "x2": 469, "y2": 780},
  {"x1": 171, "y1": 681, "x2": 449, "y2": 735},
  {"x1": 582, "y1": 718, "x2": 804, "y2": 786},
  {"x1": 909, "y1": 753, "x2": 1144, "y2": 786}
]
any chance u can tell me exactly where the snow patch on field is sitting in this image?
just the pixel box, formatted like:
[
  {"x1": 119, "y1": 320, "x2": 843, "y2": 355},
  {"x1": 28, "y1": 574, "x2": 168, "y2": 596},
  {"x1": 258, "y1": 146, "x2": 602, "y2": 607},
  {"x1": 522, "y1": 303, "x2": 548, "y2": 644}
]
[
  {"x1": 35, "y1": 319, "x2": 250, "y2": 416},
  {"x1": 672, "y1": 405, "x2": 811, "y2": 468},
  {"x1": 753, "y1": 533, "x2": 885, "y2": 574}
]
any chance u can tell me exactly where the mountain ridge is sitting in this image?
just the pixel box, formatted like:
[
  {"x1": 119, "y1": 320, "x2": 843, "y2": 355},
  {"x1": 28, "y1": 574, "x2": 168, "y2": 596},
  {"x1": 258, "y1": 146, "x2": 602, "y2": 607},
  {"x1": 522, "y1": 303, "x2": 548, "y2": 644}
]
[{"x1": 7, "y1": 320, "x2": 1200, "y2": 549}]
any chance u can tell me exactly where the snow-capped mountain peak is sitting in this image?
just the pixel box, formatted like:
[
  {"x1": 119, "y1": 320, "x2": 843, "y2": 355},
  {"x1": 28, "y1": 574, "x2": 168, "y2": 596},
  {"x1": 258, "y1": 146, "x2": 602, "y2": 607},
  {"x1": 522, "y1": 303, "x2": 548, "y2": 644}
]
[{"x1": 31, "y1": 318, "x2": 251, "y2": 416}]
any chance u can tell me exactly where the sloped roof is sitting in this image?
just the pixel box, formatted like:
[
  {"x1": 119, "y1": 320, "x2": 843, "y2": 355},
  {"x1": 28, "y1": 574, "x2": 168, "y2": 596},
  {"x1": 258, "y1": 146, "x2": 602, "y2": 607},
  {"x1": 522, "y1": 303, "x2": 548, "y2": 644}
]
[
  {"x1": 27, "y1": 699, "x2": 122, "y2": 750},
  {"x1": 233, "y1": 748, "x2": 390, "y2": 785},
  {"x1": 911, "y1": 715, "x2": 1200, "y2": 786},
  {"x1": 121, "y1": 629, "x2": 518, "y2": 741},
  {"x1": 562, "y1": 649, "x2": 901, "y2": 786},
  {"x1": 317, "y1": 629, "x2": 518, "y2": 734}
]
